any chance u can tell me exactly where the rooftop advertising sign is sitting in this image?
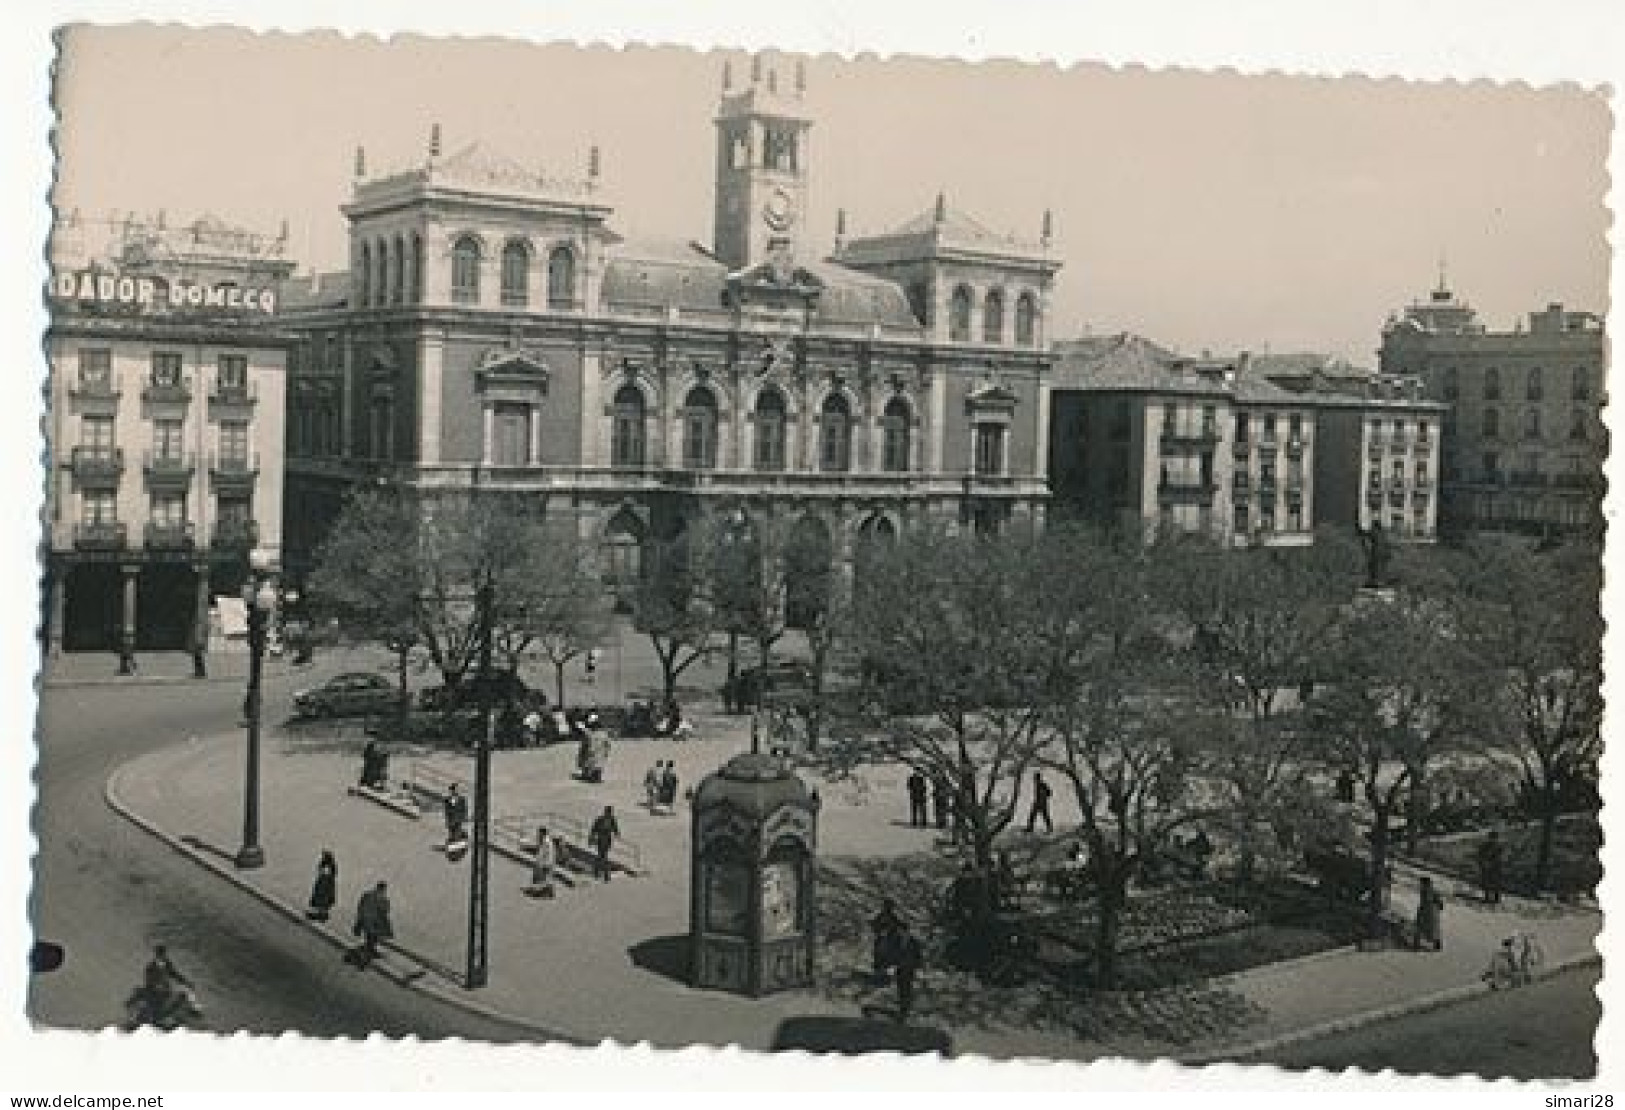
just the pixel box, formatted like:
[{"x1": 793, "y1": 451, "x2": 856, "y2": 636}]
[{"x1": 50, "y1": 270, "x2": 279, "y2": 315}]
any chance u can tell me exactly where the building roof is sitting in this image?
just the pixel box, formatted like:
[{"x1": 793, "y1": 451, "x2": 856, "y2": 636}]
[
  {"x1": 1050, "y1": 333, "x2": 1218, "y2": 393},
  {"x1": 836, "y1": 198, "x2": 1053, "y2": 269},
  {"x1": 278, "y1": 270, "x2": 352, "y2": 312}
]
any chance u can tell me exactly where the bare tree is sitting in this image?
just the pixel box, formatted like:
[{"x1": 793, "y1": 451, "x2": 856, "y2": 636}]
[
  {"x1": 631, "y1": 528, "x2": 718, "y2": 706},
  {"x1": 497, "y1": 531, "x2": 614, "y2": 708}
]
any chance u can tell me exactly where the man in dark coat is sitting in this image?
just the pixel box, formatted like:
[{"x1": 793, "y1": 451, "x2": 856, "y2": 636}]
[
  {"x1": 931, "y1": 773, "x2": 951, "y2": 830},
  {"x1": 589, "y1": 805, "x2": 620, "y2": 881},
  {"x1": 870, "y1": 898, "x2": 904, "y2": 982},
  {"x1": 350, "y1": 881, "x2": 393, "y2": 965},
  {"x1": 443, "y1": 783, "x2": 469, "y2": 846},
  {"x1": 306, "y1": 850, "x2": 338, "y2": 921},
  {"x1": 893, "y1": 923, "x2": 923, "y2": 1024},
  {"x1": 906, "y1": 770, "x2": 929, "y2": 828},
  {"x1": 659, "y1": 762, "x2": 680, "y2": 811},
  {"x1": 1026, "y1": 771, "x2": 1054, "y2": 834}
]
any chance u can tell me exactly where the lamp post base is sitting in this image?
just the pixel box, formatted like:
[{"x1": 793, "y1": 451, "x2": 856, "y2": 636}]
[{"x1": 234, "y1": 845, "x2": 265, "y2": 870}]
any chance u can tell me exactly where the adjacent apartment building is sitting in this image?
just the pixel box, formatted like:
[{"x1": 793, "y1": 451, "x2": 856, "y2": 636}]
[
  {"x1": 43, "y1": 213, "x2": 293, "y2": 667},
  {"x1": 278, "y1": 58, "x2": 1059, "y2": 609},
  {"x1": 1378, "y1": 280, "x2": 1607, "y2": 538},
  {"x1": 1049, "y1": 337, "x2": 1444, "y2": 546}
]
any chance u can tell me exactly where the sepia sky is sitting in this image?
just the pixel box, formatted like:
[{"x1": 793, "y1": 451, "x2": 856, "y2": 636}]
[{"x1": 51, "y1": 24, "x2": 1611, "y2": 363}]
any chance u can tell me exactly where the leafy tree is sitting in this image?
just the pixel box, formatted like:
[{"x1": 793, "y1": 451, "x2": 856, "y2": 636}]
[
  {"x1": 1154, "y1": 535, "x2": 1351, "y2": 882},
  {"x1": 1306, "y1": 590, "x2": 1486, "y2": 933},
  {"x1": 1454, "y1": 536, "x2": 1603, "y2": 891},
  {"x1": 851, "y1": 527, "x2": 1056, "y2": 872},
  {"x1": 1039, "y1": 526, "x2": 1208, "y2": 987},
  {"x1": 496, "y1": 530, "x2": 614, "y2": 707},
  {"x1": 631, "y1": 528, "x2": 718, "y2": 706}
]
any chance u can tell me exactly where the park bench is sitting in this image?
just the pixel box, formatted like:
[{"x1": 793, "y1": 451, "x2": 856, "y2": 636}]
[{"x1": 492, "y1": 811, "x2": 646, "y2": 878}]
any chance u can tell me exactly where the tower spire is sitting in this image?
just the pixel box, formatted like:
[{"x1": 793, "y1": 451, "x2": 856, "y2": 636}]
[
  {"x1": 834, "y1": 207, "x2": 846, "y2": 253},
  {"x1": 1436, "y1": 251, "x2": 1449, "y2": 295},
  {"x1": 429, "y1": 122, "x2": 442, "y2": 159},
  {"x1": 1041, "y1": 208, "x2": 1054, "y2": 248},
  {"x1": 354, "y1": 145, "x2": 366, "y2": 178}
]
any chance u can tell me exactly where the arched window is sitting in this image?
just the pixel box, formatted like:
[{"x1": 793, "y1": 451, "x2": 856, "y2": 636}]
[
  {"x1": 1014, "y1": 292, "x2": 1038, "y2": 346},
  {"x1": 1572, "y1": 366, "x2": 1591, "y2": 401},
  {"x1": 1571, "y1": 408, "x2": 1590, "y2": 441},
  {"x1": 819, "y1": 393, "x2": 852, "y2": 472},
  {"x1": 410, "y1": 234, "x2": 424, "y2": 303},
  {"x1": 391, "y1": 235, "x2": 405, "y2": 304},
  {"x1": 357, "y1": 242, "x2": 371, "y2": 307},
  {"x1": 1527, "y1": 366, "x2": 1544, "y2": 401},
  {"x1": 906, "y1": 281, "x2": 930, "y2": 326},
  {"x1": 682, "y1": 387, "x2": 718, "y2": 469},
  {"x1": 1483, "y1": 366, "x2": 1501, "y2": 400},
  {"x1": 949, "y1": 285, "x2": 973, "y2": 342},
  {"x1": 754, "y1": 388, "x2": 787, "y2": 471},
  {"x1": 547, "y1": 245, "x2": 576, "y2": 310},
  {"x1": 881, "y1": 396, "x2": 911, "y2": 472},
  {"x1": 983, "y1": 289, "x2": 1005, "y2": 343},
  {"x1": 501, "y1": 240, "x2": 530, "y2": 307},
  {"x1": 451, "y1": 235, "x2": 481, "y2": 304},
  {"x1": 611, "y1": 384, "x2": 646, "y2": 467},
  {"x1": 1442, "y1": 366, "x2": 1459, "y2": 400},
  {"x1": 1524, "y1": 407, "x2": 1542, "y2": 440},
  {"x1": 1482, "y1": 407, "x2": 1500, "y2": 439},
  {"x1": 601, "y1": 509, "x2": 647, "y2": 601}
]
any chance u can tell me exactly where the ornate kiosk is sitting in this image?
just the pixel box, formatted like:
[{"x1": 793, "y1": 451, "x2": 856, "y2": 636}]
[{"x1": 690, "y1": 753, "x2": 819, "y2": 996}]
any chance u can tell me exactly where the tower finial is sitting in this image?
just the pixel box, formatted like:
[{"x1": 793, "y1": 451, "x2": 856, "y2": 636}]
[
  {"x1": 588, "y1": 144, "x2": 601, "y2": 181},
  {"x1": 723, "y1": 59, "x2": 733, "y2": 91},
  {"x1": 834, "y1": 207, "x2": 847, "y2": 252},
  {"x1": 1436, "y1": 250, "x2": 1449, "y2": 295},
  {"x1": 354, "y1": 145, "x2": 366, "y2": 178},
  {"x1": 429, "y1": 123, "x2": 442, "y2": 159},
  {"x1": 934, "y1": 191, "x2": 947, "y2": 224},
  {"x1": 795, "y1": 57, "x2": 806, "y2": 95},
  {"x1": 1041, "y1": 208, "x2": 1053, "y2": 248}
]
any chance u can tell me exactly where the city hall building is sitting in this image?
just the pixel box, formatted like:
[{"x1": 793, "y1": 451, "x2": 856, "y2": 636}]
[
  {"x1": 278, "y1": 59, "x2": 1059, "y2": 603},
  {"x1": 43, "y1": 213, "x2": 293, "y2": 664}
]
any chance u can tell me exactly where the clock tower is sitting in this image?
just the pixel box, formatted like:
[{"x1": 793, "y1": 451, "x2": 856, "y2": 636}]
[{"x1": 712, "y1": 54, "x2": 813, "y2": 272}]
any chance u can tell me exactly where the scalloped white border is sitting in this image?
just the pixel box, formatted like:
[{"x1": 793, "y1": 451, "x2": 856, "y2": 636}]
[{"x1": 3, "y1": 0, "x2": 1620, "y2": 1100}]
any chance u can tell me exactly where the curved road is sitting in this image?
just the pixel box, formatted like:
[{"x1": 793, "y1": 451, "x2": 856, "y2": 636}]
[{"x1": 28, "y1": 657, "x2": 526, "y2": 1041}]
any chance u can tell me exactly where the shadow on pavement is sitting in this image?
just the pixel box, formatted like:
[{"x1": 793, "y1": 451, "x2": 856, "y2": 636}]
[
  {"x1": 771, "y1": 1014, "x2": 953, "y2": 1056},
  {"x1": 627, "y1": 934, "x2": 690, "y2": 984}
]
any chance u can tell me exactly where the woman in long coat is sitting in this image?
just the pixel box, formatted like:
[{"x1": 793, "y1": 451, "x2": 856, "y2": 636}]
[
  {"x1": 306, "y1": 850, "x2": 338, "y2": 921},
  {"x1": 1414, "y1": 875, "x2": 1444, "y2": 951}
]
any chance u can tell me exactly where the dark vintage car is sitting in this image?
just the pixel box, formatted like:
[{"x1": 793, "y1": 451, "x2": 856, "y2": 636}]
[{"x1": 292, "y1": 671, "x2": 399, "y2": 720}]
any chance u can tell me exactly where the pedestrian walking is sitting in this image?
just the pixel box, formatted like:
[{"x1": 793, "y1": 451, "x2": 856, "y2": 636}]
[
  {"x1": 870, "y1": 898, "x2": 904, "y2": 983},
  {"x1": 526, "y1": 827, "x2": 558, "y2": 898},
  {"x1": 589, "y1": 805, "x2": 620, "y2": 881},
  {"x1": 906, "y1": 770, "x2": 929, "y2": 828},
  {"x1": 348, "y1": 881, "x2": 393, "y2": 967},
  {"x1": 443, "y1": 783, "x2": 469, "y2": 848},
  {"x1": 658, "y1": 761, "x2": 680, "y2": 813},
  {"x1": 644, "y1": 761, "x2": 663, "y2": 812},
  {"x1": 584, "y1": 648, "x2": 599, "y2": 686},
  {"x1": 893, "y1": 923, "x2": 923, "y2": 1024},
  {"x1": 1026, "y1": 771, "x2": 1053, "y2": 834},
  {"x1": 1476, "y1": 830, "x2": 1506, "y2": 905},
  {"x1": 306, "y1": 849, "x2": 338, "y2": 922},
  {"x1": 931, "y1": 773, "x2": 950, "y2": 830},
  {"x1": 1413, "y1": 875, "x2": 1444, "y2": 951}
]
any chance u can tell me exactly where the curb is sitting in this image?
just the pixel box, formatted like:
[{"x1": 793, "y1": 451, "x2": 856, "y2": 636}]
[
  {"x1": 1179, "y1": 949, "x2": 1604, "y2": 1066},
  {"x1": 45, "y1": 661, "x2": 306, "y2": 691},
  {"x1": 103, "y1": 752, "x2": 585, "y2": 1046}
]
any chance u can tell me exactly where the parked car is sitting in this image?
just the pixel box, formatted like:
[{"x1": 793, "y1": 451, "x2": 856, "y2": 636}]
[
  {"x1": 292, "y1": 672, "x2": 399, "y2": 719},
  {"x1": 418, "y1": 670, "x2": 547, "y2": 713}
]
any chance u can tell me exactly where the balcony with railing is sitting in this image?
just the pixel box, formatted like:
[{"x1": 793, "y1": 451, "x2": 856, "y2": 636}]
[
  {"x1": 143, "y1": 449, "x2": 195, "y2": 489},
  {"x1": 209, "y1": 451, "x2": 260, "y2": 491},
  {"x1": 208, "y1": 380, "x2": 259, "y2": 414},
  {"x1": 1285, "y1": 434, "x2": 1306, "y2": 457},
  {"x1": 70, "y1": 446, "x2": 124, "y2": 486},
  {"x1": 210, "y1": 518, "x2": 260, "y2": 552},
  {"x1": 68, "y1": 374, "x2": 121, "y2": 409},
  {"x1": 1231, "y1": 437, "x2": 1251, "y2": 458},
  {"x1": 144, "y1": 521, "x2": 196, "y2": 550},
  {"x1": 1156, "y1": 476, "x2": 1218, "y2": 505},
  {"x1": 142, "y1": 373, "x2": 193, "y2": 406},
  {"x1": 74, "y1": 521, "x2": 127, "y2": 550},
  {"x1": 1159, "y1": 424, "x2": 1221, "y2": 451}
]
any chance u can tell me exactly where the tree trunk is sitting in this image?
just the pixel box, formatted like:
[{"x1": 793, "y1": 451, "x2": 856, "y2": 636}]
[
  {"x1": 726, "y1": 632, "x2": 739, "y2": 713},
  {"x1": 1094, "y1": 874, "x2": 1127, "y2": 989},
  {"x1": 554, "y1": 660, "x2": 567, "y2": 709},
  {"x1": 1367, "y1": 808, "x2": 1392, "y2": 938},
  {"x1": 1534, "y1": 784, "x2": 1558, "y2": 893},
  {"x1": 395, "y1": 645, "x2": 411, "y2": 725}
]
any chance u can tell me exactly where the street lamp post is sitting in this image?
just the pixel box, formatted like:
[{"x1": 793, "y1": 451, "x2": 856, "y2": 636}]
[
  {"x1": 465, "y1": 575, "x2": 495, "y2": 989},
  {"x1": 235, "y1": 548, "x2": 277, "y2": 870}
]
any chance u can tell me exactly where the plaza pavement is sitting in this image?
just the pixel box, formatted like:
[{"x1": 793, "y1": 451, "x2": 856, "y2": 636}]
[
  {"x1": 83, "y1": 624, "x2": 1603, "y2": 1064},
  {"x1": 104, "y1": 715, "x2": 1601, "y2": 1065}
]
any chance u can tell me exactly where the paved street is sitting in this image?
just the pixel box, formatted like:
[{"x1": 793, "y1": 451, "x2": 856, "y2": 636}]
[
  {"x1": 1266, "y1": 963, "x2": 1601, "y2": 1080},
  {"x1": 29, "y1": 647, "x2": 529, "y2": 1040}
]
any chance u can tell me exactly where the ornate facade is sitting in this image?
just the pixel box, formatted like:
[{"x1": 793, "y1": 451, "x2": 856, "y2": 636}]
[{"x1": 279, "y1": 61, "x2": 1059, "y2": 602}]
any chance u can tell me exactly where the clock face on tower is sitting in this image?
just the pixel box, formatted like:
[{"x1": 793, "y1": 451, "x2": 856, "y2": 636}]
[{"x1": 762, "y1": 186, "x2": 797, "y2": 233}]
